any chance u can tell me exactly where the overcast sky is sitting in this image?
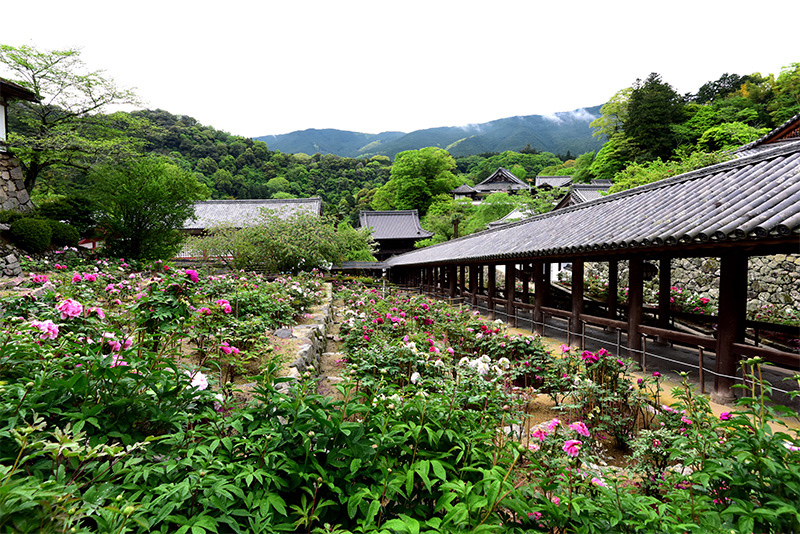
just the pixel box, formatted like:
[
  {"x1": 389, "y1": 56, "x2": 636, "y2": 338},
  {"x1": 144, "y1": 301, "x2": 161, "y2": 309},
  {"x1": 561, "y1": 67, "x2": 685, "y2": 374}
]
[{"x1": 2, "y1": 1, "x2": 797, "y2": 138}]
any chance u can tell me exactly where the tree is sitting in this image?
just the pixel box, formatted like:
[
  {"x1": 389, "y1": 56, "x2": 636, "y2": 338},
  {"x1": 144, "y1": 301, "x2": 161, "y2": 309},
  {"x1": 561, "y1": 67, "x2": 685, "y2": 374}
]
[
  {"x1": 0, "y1": 44, "x2": 141, "y2": 192},
  {"x1": 590, "y1": 88, "x2": 632, "y2": 141},
  {"x1": 90, "y1": 157, "x2": 209, "y2": 260},
  {"x1": 372, "y1": 147, "x2": 458, "y2": 215},
  {"x1": 624, "y1": 73, "x2": 686, "y2": 161}
]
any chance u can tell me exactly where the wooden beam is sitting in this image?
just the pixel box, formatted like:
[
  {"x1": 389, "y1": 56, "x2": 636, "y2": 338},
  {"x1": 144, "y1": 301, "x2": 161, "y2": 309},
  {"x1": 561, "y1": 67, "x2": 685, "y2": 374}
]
[{"x1": 713, "y1": 253, "x2": 747, "y2": 404}]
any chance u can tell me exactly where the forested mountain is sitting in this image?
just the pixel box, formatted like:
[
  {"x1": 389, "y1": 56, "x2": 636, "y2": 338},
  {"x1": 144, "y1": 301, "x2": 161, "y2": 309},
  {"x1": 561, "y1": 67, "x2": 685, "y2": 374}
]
[{"x1": 255, "y1": 106, "x2": 605, "y2": 159}]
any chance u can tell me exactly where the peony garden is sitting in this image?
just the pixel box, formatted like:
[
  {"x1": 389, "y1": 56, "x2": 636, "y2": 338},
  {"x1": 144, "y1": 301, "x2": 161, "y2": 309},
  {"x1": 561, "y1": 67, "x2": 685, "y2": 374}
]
[{"x1": 1, "y1": 254, "x2": 799, "y2": 533}]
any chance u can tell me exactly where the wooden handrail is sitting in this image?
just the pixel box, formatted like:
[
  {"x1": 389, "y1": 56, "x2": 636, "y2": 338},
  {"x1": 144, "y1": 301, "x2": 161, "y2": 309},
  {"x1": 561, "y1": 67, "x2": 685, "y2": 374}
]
[
  {"x1": 639, "y1": 325, "x2": 717, "y2": 350},
  {"x1": 541, "y1": 306, "x2": 571, "y2": 319},
  {"x1": 732, "y1": 343, "x2": 800, "y2": 369},
  {"x1": 578, "y1": 313, "x2": 627, "y2": 331}
]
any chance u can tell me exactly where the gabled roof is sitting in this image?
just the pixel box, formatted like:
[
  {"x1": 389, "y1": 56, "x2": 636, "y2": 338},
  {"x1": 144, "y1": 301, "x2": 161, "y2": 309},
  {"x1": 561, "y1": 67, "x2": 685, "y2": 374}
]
[
  {"x1": 535, "y1": 176, "x2": 572, "y2": 188},
  {"x1": 451, "y1": 184, "x2": 477, "y2": 194},
  {"x1": 553, "y1": 182, "x2": 613, "y2": 210},
  {"x1": 474, "y1": 167, "x2": 529, "y2": 192},
  {"x1": 486, "y1": 208, "x2": 532, "y2": 229},
  {"x1": 735, "y1": 113, "x2": 800, "y2": 157},
  {"x1": 0, "y1": 78, "x2": 39, "y2": 102},
  {"x1": 359, "y1": 210, "x2": 434, "y2": 240},
  {"x1": 387, "y1": 140, "x2": 800, "y2": 267},
  {"x1": 184, "y1": 198, "x2": 322, "y2": 230}
]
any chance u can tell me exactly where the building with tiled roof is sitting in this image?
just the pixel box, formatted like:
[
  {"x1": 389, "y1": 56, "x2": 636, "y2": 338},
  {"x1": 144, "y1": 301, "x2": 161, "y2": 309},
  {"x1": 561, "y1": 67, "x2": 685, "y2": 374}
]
[
  {"x1": 473, "y1": 167, "x2": 530, "y2": 196},
  {"x1": 183, "y1": 198, "x2": 322, "y2": 234},
  {"x1": 534, "y1": 176, "x2": 573, "y2": 189},
  {"x1": 552, "y1": 180, "x2": 612, "y2": 210},
  {"x1": 358, "y1": 210, "x2": 434, "y2": 260},
  {"x1": 735, "y1": 112, "x2": 800, "y2": 157}
]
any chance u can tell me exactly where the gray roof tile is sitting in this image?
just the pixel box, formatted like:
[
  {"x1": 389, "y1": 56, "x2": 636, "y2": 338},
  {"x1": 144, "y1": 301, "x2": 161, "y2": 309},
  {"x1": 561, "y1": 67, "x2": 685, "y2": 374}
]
[{"x1": 359, "y1": 210, "x2": 434, "y2": 240}]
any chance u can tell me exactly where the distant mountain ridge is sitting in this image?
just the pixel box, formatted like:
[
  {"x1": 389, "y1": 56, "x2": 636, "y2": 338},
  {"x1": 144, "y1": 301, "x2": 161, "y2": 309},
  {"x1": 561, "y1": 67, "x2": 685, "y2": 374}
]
[{"x1": 255, "y1": 105, "x2": 605, "y2": 158}]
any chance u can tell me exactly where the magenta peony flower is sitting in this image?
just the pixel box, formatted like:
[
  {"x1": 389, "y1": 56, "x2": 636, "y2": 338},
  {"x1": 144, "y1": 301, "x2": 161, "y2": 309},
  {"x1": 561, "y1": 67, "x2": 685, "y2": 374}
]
[
  {"x1": 57, "y1": 298, "x2": 83, "y2": 319},
  {"x1": 563, "y1": 439, "x2": 582, "y2": 457},
  {"x1": 185, "y1": 269, "x2": 199, "y2": 283},
  {"x1": 719, "y1": 412, "x2": 731, "y2": 421}
]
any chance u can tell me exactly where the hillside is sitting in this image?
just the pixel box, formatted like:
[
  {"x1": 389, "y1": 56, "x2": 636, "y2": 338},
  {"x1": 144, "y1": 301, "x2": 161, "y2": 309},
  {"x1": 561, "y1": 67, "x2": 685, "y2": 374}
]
[{"x1": 255, "y1": 106, "x2": 605, "y2": 158}]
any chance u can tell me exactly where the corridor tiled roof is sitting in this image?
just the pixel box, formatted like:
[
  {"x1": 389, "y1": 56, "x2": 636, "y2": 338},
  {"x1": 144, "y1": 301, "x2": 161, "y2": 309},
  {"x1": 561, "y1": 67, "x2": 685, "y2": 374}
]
[
  {"x1": 359, "y1": 210, "x2": 434, "y2": 240},
  {"x1": 387, "y1": 141, "x2": 800, "y2": 266}
]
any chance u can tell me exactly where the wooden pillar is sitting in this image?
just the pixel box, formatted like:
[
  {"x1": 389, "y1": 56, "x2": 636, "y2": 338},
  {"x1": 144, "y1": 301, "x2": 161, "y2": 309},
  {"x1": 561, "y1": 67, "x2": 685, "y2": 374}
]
[
  {"x1": 608, "y1": 260, "x2": 618, "y2": 321},
  {"x1": 487, "y1": 264, "x2": 496, "y2": 320},
  {"x1": 657, "y1": 257, "x2": 672, "y2": 341},
  {"x1": 469, "y1": 264, "x2": 478, "y2": 307},
  {"x1": 458, "y1": 265, "x2": 466, "y2": 297},
  {"x1": 448, "y1": 265, "x2": 457, "y2": 299},
  {"x1": 544, "y1": 264, "x2": 552, "y2": 306},
  {"x1": 521, "y1": 268, "x2": 530, "y2": 304},
  {"x1": 713, "y1": 253, "x2": 747, "y2": 404},
  {"x1": 506, "y1": 262, "x2": 517, "y2": 327},
  {"x1": 628, "y1": 257, "x2": 644, "y2": 365},
  {"x1": 533, "y1": 262, "x2": 546, "y2": 335},
  {"x1": 571, "y1": 260, "x2": 584, "y2": 346},
  {"x1": 439, "y1": 266, "x2": 446, "y2": 295},
  {"x1": 478, "y1": 266, "x2": 484, "y2": 296}
]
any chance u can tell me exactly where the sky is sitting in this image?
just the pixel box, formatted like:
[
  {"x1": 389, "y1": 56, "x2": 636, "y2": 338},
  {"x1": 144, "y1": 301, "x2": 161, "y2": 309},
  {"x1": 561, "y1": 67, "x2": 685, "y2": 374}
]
[{"x1": 2, "y1": 0, "x2": 798, "y2": 138}]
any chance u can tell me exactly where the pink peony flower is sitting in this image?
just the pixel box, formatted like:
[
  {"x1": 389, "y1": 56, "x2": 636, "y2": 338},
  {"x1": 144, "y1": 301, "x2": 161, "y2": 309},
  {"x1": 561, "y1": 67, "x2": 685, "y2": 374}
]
[
  {"x1": 110, "y1": 354, "x2": 128, "y2": 367},
  {"x1": 547, "y1": 418, "x2": 561, "y2": 431},
  {"x1": 569, "y1": 421, "x2": 591, "y2": 438},
  {"x1": 57, "y1": 298, "x2": 83, "y2": 319},
  {"x1": 563, "y1": 439, "x2": 582, "y2": 457},
  {"x1": 719, "y1": 412, "x2": 731, "y2": 421},
  {"x1": 30, "y1": 319, "x2": 59, "y2": 340},
  {"x1": 185, "y1": 269, "x2": 199, "y2": 283},
  {"x1": 71, "y1": 273, "x2": 82, "y2": 283},
  {"x1": 591, "y1": 477, "x2": 606, "y2": 487},
  {"x1": 215, "y1": 299, "x2": 232, "y2": 313}
]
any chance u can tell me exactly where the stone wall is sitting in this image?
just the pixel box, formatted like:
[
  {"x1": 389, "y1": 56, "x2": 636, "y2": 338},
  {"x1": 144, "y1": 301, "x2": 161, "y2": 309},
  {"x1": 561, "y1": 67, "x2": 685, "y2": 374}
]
[
  {"x1": 585, "y1": 254, "x2": 800, "y2": 316},
  {"x1": 0, "y1": 152, "x2": 34, "y2": 212}
]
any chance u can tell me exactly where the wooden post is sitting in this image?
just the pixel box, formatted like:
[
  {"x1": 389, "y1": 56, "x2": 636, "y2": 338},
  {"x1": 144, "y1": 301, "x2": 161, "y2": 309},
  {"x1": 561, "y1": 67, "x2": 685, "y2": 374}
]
[
  {"x1": 608, "y1": 260, "x2": 618, "y2": 321},
  {"x1": 713, "y1": 253, "x2": 747, "y2": 404},
  {"x1": 544, "y1": 263, "x2": 552, "y2": 306},
  {"x1": 478, "y1": 265, "x2": 484, "y2": 297},
  {"x1": 448, "y1": 265, "x2": 457, "y2": 299},
  {"x1": 657, "y1": 257, "x2": 671, "y2": 343},
  {"x1": 628, "y1": 257, "x2": 644, "y2": 366},
  {"x1": 459, "y1": 265, "x2": 466, "y2": 298},
  {"x1": 533, "y1": 262, "x2": 546, "y2": 335},
  {"x1": 439, "y1": 266, "x2": 446, "y2": 295},
  {"x1": 469, "y1": 265, "x2": 478, "y2": 307},
  {"x1": 571, "y1": 260, "x2": 584, "y2": 346},
  {"x1": 487, "y1": 264, "x2": 496, "y2": 320},
  {"x1": 521, "y1": 268, "x2": 530, "y2": 304},
  {"x1": 506, "y1": 262, "x2": 517, "y2": 327}
]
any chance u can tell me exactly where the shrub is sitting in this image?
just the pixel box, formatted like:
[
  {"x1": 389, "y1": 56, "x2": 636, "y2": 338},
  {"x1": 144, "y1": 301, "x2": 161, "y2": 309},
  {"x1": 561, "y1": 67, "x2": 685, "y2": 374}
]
[
  {"x1": 0, "y1": 209, "x2": 24, "y2": 225},
  {"x1": 47, "y1": 219, "x2": 80, "y2": 247},
  {"x1": 9, "y1": 217, "x2": 52, "y2": 253}
]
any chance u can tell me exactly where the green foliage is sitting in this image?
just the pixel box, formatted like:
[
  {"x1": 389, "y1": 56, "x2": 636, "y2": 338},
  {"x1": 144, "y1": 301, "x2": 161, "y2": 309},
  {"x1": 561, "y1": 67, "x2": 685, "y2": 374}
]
[
  {"x1": 90, "y1": 156, "x2": 209, "y2": 260},
  {"x1": 606, "y1": 150, "x2": 730, "y2": 194},
  {"x1": 193, "y1": 210, "x2": 373, "y2": 272},
  {"x1": 0, "y1": 43, "x2": 141, "y2": 193},
  {"x1": 624, "y1": 73, "x2": 686, "y2": 161},
  {"x1": 35, "y1": 194, "x2": 97, "y2": 236},
  {"x1": 46, "y1": 219, "x2": 80, "y2": 247},
  {"x1": 9, "y1": 217, "x2": 52, "y2": 253},
  {"x1": 373, "y1": 147, "x2": 459, "y2": 215}
]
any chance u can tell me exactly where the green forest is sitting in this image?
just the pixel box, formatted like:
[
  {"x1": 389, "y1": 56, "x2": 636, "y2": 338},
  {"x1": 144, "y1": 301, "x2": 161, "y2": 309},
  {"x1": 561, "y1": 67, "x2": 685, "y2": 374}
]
[{"x1": 2, "y1": 43, "x2": 799, "y2": 250}]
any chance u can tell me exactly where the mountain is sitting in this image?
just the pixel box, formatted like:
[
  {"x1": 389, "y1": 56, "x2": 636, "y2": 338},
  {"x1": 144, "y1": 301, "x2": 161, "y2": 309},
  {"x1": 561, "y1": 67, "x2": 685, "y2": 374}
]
[{"x1": 255, "y1": 106, "x2": 605, "y2": 158}]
